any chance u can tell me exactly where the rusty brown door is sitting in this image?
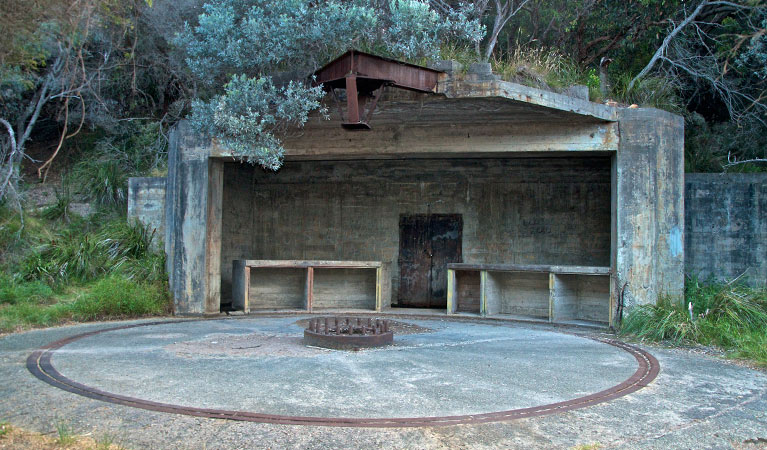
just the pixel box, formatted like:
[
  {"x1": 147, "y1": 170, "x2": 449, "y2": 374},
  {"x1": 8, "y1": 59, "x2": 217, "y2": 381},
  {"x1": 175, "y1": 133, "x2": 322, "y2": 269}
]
[{"x1": 397, "y1": 214, "x2": 462, "y2": 308}]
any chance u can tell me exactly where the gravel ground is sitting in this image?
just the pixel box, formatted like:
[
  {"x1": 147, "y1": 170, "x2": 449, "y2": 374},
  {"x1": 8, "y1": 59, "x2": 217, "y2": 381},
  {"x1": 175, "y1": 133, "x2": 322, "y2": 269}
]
[{"x1": 1, "y1": 316, "x2": 766, "y2": 449}]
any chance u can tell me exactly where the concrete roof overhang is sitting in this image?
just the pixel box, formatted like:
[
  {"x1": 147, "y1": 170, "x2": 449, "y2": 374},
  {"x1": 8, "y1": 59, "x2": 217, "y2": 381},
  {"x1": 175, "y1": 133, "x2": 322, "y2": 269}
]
[
  {"x1": 437, "y1": 78, "x2": 617, "y2": 123},
  {"x1": 268, "y1": 78, "x2": 620, "y2": 160},
  {"x1": 211, "y1": 68, "x2": 621, "y2": 160}
]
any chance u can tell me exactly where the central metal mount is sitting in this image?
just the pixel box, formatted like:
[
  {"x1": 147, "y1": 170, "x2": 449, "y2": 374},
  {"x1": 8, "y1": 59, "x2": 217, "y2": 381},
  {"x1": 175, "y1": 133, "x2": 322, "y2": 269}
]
[{"x1": 303, "y1": 316, "x2": 393, "y2": 350}]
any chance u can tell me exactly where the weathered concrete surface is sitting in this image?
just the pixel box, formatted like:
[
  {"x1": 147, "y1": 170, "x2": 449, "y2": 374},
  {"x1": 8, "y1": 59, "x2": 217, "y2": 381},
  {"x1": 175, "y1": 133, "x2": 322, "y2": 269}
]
[
  {"x1": 220, "y1": 158, "x2": 612, "y2": 304},
  {"x1": 37, "y1": 318, "x2": 638, "y2": 417},
  {"x1": 439, "y1": 76, "x2": 617, "y2": 121},
  {"x1": 164, "y1": 74, "x2": 685, "y2": 314},
  {"x1": 685, "y1": 173, "x2": 767, "y2": 286},
  {"x1": 165, "y1": 122, "x2": 223, "y2": 315},
  {"x1": 1, "y1": 317, "x2": 765, "y2": 449},
  {"x1": 615, "y1": 108, "x2": 685, "y2": 308},
  {"x1": 127, "y1": 177, "x2": 166, "y2": 249}
]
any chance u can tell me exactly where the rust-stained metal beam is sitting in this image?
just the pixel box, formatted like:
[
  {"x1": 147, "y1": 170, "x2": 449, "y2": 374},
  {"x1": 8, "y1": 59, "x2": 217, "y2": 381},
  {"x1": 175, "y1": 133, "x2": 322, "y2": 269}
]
[
  {"x1": 314, "y1": 50, "x2": 443, "y2": 129},
  {"x1": 315, "y1": 50, "x2": 442, "y2": 92}
]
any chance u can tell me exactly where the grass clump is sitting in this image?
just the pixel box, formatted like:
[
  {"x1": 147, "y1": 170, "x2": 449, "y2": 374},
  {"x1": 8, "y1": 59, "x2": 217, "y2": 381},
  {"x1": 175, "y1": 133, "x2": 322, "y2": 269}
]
[
  {"x1": 0, "y1": 275, "x2": 53, "y2": 305},
  {"x1": 610, "y1": 73, "x2": 682, "y2": 112},
  {"x1": 55, "y1": 421, "x2": 75, "y2": 446},
  {"x1": 621, "y1": 277, "x2": 767, "y2": 366},
  {"x1": 70, "y1": 276, "x2": 168, "y2": 321}
]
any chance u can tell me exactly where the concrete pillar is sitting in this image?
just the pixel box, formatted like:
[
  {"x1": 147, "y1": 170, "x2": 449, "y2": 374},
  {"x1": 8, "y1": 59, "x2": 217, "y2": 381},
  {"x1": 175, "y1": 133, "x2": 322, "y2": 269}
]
[
  {"x1": 165, "y1": 121, "x2": 222, "y2": 314},
  {"x1": 614, "y1": 108, "x2": 685, "y2": 308}
]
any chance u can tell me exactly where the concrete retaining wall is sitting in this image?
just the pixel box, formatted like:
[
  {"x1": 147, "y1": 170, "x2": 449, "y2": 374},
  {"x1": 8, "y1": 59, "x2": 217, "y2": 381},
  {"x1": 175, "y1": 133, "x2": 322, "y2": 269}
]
[
  {"x1": 685, "y1": 173, "x2": 767, "y2": 286},
  {"x1": 127, "y1": 177, "x2": 166, "y2": 248}
]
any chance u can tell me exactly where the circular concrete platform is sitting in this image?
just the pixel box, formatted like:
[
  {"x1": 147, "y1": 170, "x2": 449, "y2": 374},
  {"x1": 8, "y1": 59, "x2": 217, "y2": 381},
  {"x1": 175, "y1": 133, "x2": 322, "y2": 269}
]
[{"x1": 27, "y1": 316, "x2": 658, "y2": 427}]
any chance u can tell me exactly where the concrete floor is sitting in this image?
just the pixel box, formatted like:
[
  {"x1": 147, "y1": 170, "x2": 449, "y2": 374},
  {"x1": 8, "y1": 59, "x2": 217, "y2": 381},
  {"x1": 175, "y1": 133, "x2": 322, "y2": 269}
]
[{"x1": 2, "y1": 315, "x2": 766, "y2": 449}]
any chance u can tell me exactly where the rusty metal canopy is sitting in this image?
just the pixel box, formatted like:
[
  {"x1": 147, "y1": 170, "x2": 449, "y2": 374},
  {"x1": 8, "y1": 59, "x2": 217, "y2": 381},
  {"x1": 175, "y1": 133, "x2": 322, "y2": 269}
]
[{"x1": 314, "y1": 50, "x2": 443, "y2": 129}]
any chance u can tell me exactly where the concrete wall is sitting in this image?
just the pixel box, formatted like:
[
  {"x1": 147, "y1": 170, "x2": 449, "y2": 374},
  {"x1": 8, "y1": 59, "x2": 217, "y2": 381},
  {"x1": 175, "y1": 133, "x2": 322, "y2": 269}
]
[
  {"x1": 685, "y1": 173, "x2": 767, "y2": 286},
  {"x1": 219, "y1": 157, "x2": 612, "y2": 303},
  {"x1": 127, "y1": 177, "x2": 166, "y2": 248}
]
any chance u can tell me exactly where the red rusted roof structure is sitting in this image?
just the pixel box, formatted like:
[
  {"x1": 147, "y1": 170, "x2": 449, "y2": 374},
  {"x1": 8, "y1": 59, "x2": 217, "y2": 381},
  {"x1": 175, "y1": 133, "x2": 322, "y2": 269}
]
[{"x1": 314, "y1": 50, "x2": 443, "y2": 129}]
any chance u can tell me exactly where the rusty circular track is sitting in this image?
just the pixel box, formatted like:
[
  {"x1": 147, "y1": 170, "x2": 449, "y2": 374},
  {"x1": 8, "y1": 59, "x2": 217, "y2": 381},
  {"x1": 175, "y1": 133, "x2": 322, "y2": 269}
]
[{"x1": 26, "y1": 318, "x2": 659, "y2": 428}]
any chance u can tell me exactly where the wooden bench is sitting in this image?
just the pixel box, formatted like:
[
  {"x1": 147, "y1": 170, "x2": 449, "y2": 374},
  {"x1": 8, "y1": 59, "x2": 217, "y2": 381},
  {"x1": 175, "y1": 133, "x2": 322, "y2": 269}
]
[
  {"x1": 446, "y1": 263, "x2": 612, "y2": 324},
  {"x1": 232, "y1": 260, "x2": 387, "y2": 313}
]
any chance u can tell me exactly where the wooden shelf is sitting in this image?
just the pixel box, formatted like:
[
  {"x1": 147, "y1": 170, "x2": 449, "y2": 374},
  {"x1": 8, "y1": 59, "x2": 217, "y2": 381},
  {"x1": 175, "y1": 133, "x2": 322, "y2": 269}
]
[
  {"x1": 232, "y1": 260, "x2": 386, "y2": 313},
  {"x1": 447, "y1": 264, "x2": 611, "y2": 324}
]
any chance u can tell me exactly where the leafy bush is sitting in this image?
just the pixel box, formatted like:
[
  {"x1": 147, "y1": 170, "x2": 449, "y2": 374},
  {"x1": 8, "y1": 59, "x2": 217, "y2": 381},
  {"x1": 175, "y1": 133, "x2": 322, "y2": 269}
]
[
  {"x1": 621, "y1": 277, "x2": 767, "y2": 366},
  {"x1": 178, "y1": 0, "x2": 483, "y2": 169}
]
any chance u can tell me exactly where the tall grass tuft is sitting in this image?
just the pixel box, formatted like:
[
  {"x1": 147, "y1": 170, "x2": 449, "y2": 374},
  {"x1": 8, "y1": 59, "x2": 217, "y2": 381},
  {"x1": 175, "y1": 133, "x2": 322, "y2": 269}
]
[
  {"x1": 21, "y1": 220, "x2": 158, "y2": 284},
  {"x1": 70, "y1": 275, "x2": 169, "y2": 321},
  {"x1": 74, "y1": 159, "x2": 127, "y2": 208},
  {"x1": 611, "y1": 73, "x2": 682, "y2": 112},
  {"x1": 621, "y1": 276, "x2": 767, "y2": 366}
]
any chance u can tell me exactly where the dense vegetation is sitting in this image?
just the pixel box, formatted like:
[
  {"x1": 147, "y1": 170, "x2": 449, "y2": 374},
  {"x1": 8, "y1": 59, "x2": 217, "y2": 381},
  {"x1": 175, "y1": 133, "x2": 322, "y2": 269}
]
[
  {"x1": 0, "y1": 123, "x2": 169, "y2": 333},
  {"x1": 621, "y1": 278, "x2": 767, "y2": 367},
  {"x1": 0, "y1": 1, "x2": 765, "y2": 363}
]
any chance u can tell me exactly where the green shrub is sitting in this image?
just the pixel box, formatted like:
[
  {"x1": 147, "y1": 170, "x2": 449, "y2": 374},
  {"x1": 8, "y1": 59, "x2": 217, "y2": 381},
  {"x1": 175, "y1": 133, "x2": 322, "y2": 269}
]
[{"x1": 70, "y1": 276, "x2": 169, "y2": 321}]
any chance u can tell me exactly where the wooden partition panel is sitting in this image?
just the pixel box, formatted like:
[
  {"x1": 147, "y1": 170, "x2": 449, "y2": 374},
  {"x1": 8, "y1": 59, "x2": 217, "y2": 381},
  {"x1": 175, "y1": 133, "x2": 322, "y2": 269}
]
[
  {"x1": 486, "y1": 272, "x2": 550, "y2": 318},
  {"x1": 248, "y1": 268, "x2": 306, "y2": 310},
  {"x1": 455, "y1": 271, "x2": 481, "y2": 313},
  {"x1": 232, "y1": 260, "x2": 384, "y2": 313},
  {"x1": 313, "y1": 268, "x2": 377, "y2": 309},
  {"x1": 576, "y1": 275, "x2": 610, "y2": 322}
]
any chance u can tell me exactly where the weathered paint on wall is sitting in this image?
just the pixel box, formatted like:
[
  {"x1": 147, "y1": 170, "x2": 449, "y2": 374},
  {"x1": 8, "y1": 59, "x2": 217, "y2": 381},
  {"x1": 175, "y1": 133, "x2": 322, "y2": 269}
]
[
  {"x1": 685, "y1": 173, "x2": 767, "y2": 286},
  {"x1": 219, "y1": 158, "x2": 612, "y2": 304},
  {"x1": 127, "y1": 177, "x2": 166, "y2": 249}
]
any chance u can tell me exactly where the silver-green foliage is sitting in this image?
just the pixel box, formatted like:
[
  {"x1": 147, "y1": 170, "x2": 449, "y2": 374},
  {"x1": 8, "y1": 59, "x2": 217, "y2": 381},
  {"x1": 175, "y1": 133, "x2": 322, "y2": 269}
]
[
  {"x1": 178, "y1": 0, "x2": 483, "y2": 170},
  {"x1": 190, "y1": 75, "x2": 325, "y2": 170}
]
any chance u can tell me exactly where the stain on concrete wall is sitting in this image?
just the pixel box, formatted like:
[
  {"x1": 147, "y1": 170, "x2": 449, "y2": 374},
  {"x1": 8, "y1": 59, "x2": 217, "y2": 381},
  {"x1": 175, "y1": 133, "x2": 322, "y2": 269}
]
[
  {"x1": 127, "y1": 177, "x2": 166, "y2": 249},
  {"x1": 220, "y1": 157, "x2": 612, "y2": 303},
  {"x1": 685, "y1": 173, "x2": 767, "y2": 286}
]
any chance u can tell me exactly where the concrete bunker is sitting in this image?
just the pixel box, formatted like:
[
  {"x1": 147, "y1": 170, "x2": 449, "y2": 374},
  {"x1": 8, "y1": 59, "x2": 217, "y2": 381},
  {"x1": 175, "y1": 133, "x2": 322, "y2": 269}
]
[{"x1": 152, "y1": 51, "x2": 684, "y2": 326}]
